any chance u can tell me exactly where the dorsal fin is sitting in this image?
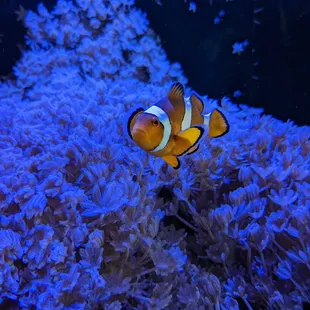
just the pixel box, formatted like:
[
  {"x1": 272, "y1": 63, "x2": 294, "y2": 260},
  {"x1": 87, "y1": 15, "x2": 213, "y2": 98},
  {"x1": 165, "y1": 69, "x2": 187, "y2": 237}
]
[
  {"x1": 168, "y1": 82, "x2": 185, "y2": 105},
  {"x1": 190, "y1": 91, "x2": 204, "y2": 114}
]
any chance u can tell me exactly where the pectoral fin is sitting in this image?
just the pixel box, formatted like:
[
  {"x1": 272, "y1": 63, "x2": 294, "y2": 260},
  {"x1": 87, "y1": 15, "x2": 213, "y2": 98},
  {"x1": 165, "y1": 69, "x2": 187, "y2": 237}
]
[
  {"x1": 208, "y1": 109, "x2": 230, "y2": 138},
  {"x1": 173, "y1": 126, "x2": 204, "y2": 156},
  {"x1": 162, "y1": 155, "x2": 181, "y2": 169},
  {"x1": 186, "y1": 144, "x2": 200, "y2": 155}
]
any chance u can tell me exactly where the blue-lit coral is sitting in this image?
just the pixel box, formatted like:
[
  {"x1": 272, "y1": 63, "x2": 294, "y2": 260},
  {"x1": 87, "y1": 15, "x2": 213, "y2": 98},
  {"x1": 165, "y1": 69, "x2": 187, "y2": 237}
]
[{"x1": 0, "y1": 0, "x2": 310, "y2": 309}]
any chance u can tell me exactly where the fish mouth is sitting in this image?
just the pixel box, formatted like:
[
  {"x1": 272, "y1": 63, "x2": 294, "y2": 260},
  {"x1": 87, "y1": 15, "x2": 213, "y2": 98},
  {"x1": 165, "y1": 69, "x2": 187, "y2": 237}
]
[
  {"x1": 132, "y1": 128, "x2": 146, "y2": 140},
  {"x1": 132, "y1": 128, "x2": 151, "y2": 150},
  {"x1": 132, "y1": 128, "x2": 146, "y2": 139},
  {"x1": 132, "y1": 128, "x2": 145, "y2": 134}
]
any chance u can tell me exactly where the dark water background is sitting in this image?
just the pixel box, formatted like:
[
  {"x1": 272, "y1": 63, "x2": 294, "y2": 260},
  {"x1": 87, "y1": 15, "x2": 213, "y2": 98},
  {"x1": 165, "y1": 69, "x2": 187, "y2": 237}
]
[{"x1": 0, "y1": 0, "x2": 309, "y2": 126}]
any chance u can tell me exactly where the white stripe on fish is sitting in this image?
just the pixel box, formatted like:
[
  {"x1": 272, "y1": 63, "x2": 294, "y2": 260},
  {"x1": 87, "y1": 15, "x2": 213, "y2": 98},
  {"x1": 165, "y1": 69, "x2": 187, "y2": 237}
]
[
  {"x1": 181, "y1": 96, "x2": 193, "y2": 131},
  {"x1": 144, "y1": 105, "x2": 171, "y2": 152}
]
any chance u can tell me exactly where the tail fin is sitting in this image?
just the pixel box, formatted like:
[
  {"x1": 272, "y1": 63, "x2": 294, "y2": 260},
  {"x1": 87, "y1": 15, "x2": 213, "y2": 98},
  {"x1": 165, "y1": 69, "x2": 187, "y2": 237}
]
[{"x1": 204, "y1": 109, "x2": 229, "y2": 137}]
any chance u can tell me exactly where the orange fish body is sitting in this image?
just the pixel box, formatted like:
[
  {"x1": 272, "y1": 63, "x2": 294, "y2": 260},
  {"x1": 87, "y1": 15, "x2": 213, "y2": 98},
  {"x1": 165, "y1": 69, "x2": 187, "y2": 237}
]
[{"x1": 127, "y1": 82, "x2": 229, "y2": 169}]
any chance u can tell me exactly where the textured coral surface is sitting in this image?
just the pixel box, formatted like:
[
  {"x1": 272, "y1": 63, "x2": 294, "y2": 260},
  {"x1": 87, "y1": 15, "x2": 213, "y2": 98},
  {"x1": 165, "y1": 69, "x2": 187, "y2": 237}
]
[{"x1": 0, "y1": 1, "x2": 309, "y2": 309}]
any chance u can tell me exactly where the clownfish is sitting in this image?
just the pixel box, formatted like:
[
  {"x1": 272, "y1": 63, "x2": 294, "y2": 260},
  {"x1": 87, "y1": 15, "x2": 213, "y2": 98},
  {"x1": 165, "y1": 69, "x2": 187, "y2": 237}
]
[{"x1": 127, "y1": 82, "x2": 229, "y2": 169}]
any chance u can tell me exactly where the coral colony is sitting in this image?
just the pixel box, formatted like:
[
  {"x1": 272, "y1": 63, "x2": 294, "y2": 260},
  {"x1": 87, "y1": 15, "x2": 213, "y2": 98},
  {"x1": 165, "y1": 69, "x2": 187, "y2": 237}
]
[{"x1": 0, "y1": 0, "x2": 309, "y2": 309}]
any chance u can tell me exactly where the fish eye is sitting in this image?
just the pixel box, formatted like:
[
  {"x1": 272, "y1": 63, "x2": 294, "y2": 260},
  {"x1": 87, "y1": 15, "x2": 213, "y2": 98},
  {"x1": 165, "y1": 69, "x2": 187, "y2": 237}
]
[{"x1": 152, "y1": 118, "x2": 159, "y2": 126}]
